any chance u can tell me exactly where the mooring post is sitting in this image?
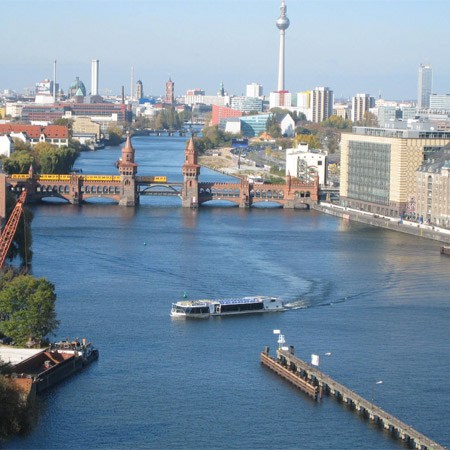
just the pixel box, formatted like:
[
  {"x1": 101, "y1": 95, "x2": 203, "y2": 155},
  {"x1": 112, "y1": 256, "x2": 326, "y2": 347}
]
[
  {"x1": 264, "y1": 346, "x2": 270, "y2": 356},
  {"x1": 289, "y1": 345, "x2": 294, "y2": 355}
]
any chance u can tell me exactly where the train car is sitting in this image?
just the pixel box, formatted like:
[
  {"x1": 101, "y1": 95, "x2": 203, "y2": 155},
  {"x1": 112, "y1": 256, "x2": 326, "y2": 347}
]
[
  {"x1": 37, "y1": 175, "x2": 62, "y2": 181},
  {"x1": 10, "y1": 174, "x2": 29, "y2": 179},
  {"x1": 137, "y1": 176, "x2": 167, "y2": 183}
]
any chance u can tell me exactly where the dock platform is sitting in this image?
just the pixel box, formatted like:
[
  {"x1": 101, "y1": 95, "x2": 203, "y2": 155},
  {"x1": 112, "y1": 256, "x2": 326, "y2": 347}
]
[{"x1": 261, "y1": 346, "x2": 445, "y2": 450}]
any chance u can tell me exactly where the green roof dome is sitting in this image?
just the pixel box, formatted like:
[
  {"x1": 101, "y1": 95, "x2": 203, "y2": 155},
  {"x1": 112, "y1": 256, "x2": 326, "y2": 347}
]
[{"x1": 69, "y1": 77, "x2": 86, "y2": 96}]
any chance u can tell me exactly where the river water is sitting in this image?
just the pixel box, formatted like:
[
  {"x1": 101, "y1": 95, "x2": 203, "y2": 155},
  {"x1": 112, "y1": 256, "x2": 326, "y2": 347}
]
[{"x1": 7, "y1": 136, "x2": 450, "y2": 449}]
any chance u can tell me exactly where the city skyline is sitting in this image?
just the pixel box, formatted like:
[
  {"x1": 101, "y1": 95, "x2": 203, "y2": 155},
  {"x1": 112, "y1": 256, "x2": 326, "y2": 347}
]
[{"x1": 2, "y1": 0, "x2": 450, "y2": 99}]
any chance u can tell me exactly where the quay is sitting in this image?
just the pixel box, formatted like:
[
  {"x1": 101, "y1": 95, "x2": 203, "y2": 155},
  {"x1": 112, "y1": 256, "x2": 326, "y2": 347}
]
[
  {"x1": 313, "y1": 202, "x2": 450, "y2": 245},
  {"x1": 261, "y1": 346, "x2": 445, "y2": 450}
]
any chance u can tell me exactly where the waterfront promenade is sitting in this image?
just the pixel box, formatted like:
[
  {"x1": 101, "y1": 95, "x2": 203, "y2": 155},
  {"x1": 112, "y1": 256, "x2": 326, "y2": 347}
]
[{"x1": 314, "y1": 202, "x2": 450, "y2": 245}]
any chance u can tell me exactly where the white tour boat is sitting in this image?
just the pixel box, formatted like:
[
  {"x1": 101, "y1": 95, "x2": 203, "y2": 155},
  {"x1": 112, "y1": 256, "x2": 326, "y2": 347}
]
[{"x1": 170, "y1": 296, "x2": 284, "y2": 318}]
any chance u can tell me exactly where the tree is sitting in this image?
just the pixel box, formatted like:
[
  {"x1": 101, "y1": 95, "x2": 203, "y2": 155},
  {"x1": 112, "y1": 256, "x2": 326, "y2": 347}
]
[
  {"x1": 322, "y1": 115, "x2": 352, "y2": 130},
  {"x1": 0, "y1": 375, "x2": 35, "y2": 440},
  {"x1": 0, "y1": 274, "x2": 59, "y2": 346},
  {"x1": 107, "y1": 125, "x2": 123, "y2": 146},
  {"x1": 294, "y1": 134, "x2": 321, "y2": 149}
]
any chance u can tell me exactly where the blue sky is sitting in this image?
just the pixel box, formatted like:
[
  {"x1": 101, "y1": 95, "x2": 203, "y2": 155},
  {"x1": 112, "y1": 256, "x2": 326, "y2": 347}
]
[{"x1": 3, "y1": 0, "x2": 450, "y2": 100}]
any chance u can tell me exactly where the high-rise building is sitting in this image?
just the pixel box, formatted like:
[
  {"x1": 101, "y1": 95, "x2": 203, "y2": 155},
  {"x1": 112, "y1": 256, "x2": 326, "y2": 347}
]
[
  {"x1": 91, "y1": 59, "x2": 99, "y2": 96},
  {"x1": 246, "y1": 83, "x2": 263, "y2": 98},
  {"x1": 351, "y1": 93, "x2": 374, "y2": 123},
  {"x1": 165, "y1": 77, "x2": 174, "y2": 105},
  {"x1": 418, "y1": 63, "x2": 432, "y2": 109},
  {"x1": 136, "y1": 80, "x2": 143, "y2": 100},
  {"x1": 311, "y1": 87, "x2": 333, "y2": 123}
]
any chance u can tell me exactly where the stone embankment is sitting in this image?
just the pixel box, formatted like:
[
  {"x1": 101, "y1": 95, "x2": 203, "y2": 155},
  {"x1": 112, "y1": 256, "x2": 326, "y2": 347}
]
[{"x1": 314, "y1": 202, "x2": 450, "y2": 245}]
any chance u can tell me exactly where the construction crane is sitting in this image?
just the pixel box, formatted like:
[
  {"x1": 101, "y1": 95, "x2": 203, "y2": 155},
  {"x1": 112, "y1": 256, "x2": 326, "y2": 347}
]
[{"x1": 0, "y1": 190, "x2": 27, "y2": 270}]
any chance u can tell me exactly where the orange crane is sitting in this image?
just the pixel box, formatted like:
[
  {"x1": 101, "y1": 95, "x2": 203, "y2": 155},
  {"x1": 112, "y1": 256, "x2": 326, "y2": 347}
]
[{"x1": 0, "y1": 190, "x2": 27, "y2": 269}]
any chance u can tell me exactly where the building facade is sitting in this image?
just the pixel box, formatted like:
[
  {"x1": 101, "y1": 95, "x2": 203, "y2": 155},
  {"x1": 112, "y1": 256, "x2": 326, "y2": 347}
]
[
  {"x1": 311, "y1": 87, "x2": 333, "y2": 123},
  {"x1": 230, "y1": 96, "x2": 263, "y2": 113},
  {"x1": 286, "y1": 142, "x2": 327, "y2": 186},
  {"x1": 211, "y1": 105, "x2": 242, "y2": 126},
  {"x1": 416, "y1": 144, "x2": 450, "y2": 226},
  {"x1": 340, "y1": 127, "x2": 450, "y2": 217},
  {"x1": 165, "y1": 77, "x2": 174, "y2": 105},
  {"x1": 430, "y1": 94, "x2": 450, "y2": 111},
  {"x1": 246, "y1": 83, "x2": 263, "y2": 98},
  {"x1": 418, "y1": 63, "x2": 432, "y2": 109},
  {"x1": 351, "y1": 93, "x2": 374, "y2": 123},
  {"x1": 136, "y1": 80, "x2": 144, "y2": 100}
]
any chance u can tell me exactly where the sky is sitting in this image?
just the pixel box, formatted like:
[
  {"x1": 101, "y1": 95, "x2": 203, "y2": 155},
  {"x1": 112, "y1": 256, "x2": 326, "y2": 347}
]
[{"x1": 2, "y1": 0, "x2": 450, "y2": 101}]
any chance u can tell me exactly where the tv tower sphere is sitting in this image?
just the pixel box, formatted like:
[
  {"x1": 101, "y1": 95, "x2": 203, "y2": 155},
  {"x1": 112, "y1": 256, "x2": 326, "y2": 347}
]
[{"x1": 276, "y1": 1, "x2": 290, "y2": 30}]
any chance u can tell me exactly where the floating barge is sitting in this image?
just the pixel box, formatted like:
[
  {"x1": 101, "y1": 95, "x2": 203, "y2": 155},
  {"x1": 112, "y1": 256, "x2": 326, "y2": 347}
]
[
  {"x1": 6, "y1": 339, "x2": 98, "y2": 394},
  {"x1": 440, "y1": 246, "x2": 450, "y2": 256}
]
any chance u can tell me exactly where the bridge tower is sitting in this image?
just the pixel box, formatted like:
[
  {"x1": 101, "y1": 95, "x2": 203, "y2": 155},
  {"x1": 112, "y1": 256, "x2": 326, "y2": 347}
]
[
  {"x1": 181, "y1": 137, "x2": 200, "y2": 208},
  {"x1": 118, "y1": 134, "x2": 138, "y2": 206}
]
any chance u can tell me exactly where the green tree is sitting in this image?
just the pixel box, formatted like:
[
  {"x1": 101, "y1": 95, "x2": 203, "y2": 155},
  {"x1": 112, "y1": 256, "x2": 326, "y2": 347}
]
[
  {"x1": 0, "y1": 274, "x2": 59, "y2": 346},
  {"x1": 107, "y1": 125, "x2": 123, "y2": 146},
  {"x1": 293, "y1": 134, "x2": 321, "y2": 149},
  {"x1": 322, "y1": 115, "x2": 352, "y2": 130},
  {"x1": 268, "y1": 124, "x2": 282, "y2": 139}
]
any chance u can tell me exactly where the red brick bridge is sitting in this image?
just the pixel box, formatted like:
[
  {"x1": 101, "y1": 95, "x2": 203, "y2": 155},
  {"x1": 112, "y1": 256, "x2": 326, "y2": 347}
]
[{"x1": 1, "y1": 136, "x2": 319, "y2": 219}]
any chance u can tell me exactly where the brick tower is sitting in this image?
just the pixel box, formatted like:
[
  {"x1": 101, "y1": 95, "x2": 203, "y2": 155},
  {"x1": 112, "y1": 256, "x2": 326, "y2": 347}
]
[
  {"x1": 118, "y1": 133, "x2": 138, "y2": 206},
  {"x1": 181, "y1": 137, "x2": 200, "y2": 207}
]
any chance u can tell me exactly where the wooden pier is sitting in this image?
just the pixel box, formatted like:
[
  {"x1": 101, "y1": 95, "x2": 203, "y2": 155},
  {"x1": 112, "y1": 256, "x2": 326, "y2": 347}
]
[{"x1": 261, "y1": 346, "x2": 445, "y2": 450}]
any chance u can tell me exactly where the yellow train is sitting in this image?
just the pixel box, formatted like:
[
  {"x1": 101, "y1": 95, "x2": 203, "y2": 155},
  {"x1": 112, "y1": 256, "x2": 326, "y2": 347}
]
[
  {"x1": 79, "y1": 175, "x2": 121, "y2": 182},
  {"x1": 10, "y1": 174, "x2": 165, "y2": 183},
  {"x1": 136, "y1": 176, "x2": 167, "y2": 183}
]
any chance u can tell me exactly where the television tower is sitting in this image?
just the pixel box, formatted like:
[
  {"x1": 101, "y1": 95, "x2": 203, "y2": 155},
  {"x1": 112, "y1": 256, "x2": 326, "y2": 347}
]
[{"x1": 276, "y1": 0, "x2": 290, "y2": 92}]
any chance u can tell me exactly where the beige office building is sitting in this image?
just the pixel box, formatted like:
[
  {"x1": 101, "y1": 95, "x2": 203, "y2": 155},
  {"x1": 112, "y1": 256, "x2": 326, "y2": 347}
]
[{"x1": 340, "y1": 127, "x2": 450, "y2": 217}]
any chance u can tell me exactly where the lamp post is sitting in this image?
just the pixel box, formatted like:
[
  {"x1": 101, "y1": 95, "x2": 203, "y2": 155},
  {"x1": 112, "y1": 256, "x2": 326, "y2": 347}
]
[
  {"x1": 371, "y1": 380, "x2": 383, "y2": 408},
  {"x1": 273, "y1": 329, "x2": 285, "y2": 350}
]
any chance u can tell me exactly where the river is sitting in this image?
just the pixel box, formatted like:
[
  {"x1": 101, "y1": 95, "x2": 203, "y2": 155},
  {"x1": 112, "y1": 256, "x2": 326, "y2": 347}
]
[{"x1": 7, "y1": 135, "x2": 450, "y2": 449}]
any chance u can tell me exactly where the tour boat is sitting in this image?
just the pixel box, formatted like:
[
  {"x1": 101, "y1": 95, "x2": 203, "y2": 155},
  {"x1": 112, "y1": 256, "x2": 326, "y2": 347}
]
[{"x1": 170, "y1": 296, "x2": 284, "y2": 318}]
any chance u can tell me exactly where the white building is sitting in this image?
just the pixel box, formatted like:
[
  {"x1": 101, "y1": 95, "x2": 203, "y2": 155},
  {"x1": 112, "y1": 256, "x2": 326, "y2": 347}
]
[
  {"x1": 430, "y1": 94, "x2": 450, "y2": 111},
  {"x1": 246, "y1": 83, "x2": 263, "y2": 98},
  {"x1": 269, "y1": 91, "x2": 292, "y2": 109},
  {"x1": 0, "y1": 135, "x2": 14, "y2": 157},
  {"x1": 5, "y1": 102, "x2": 23, "y2": 119},
  {"x1": 279, "y1": 114, "x2": 295, "y2": 137},
  {"x1": 183, "y1": 92, "x2": 230, "y2": 107},
  {"x1": 285, "y1": 142, "x2": 327, "y2": 186},
  {"x1": 351, "y1": 93, "x2": 374, "y2": 122}
]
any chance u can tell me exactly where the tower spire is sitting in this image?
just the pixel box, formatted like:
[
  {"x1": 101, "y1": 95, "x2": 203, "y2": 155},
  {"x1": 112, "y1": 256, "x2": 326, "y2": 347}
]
[{"x1": 276, "y1": 0, "x2": 290, "y2": 92}]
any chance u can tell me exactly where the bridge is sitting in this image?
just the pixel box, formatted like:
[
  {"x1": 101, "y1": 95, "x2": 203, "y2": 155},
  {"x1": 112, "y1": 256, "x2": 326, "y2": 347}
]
[{"x1": 1, "y1": 135, "x2": 319, "y2": 220}]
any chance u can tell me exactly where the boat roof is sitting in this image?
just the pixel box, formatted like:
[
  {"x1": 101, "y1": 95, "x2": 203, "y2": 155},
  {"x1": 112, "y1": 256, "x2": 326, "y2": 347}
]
[{"x1": 173, "y1": 296, "x2": 277, "y2": 307}]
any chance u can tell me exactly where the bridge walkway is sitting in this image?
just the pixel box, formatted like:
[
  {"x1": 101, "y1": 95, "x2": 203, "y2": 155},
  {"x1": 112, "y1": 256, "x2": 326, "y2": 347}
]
[{"x1": 261, "y1": 347, "x2": 445, "y2": 450}]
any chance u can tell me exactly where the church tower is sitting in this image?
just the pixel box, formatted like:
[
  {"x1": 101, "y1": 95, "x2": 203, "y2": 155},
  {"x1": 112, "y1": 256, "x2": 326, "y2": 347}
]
[
  {"x1": 118, "y1": 133, "x2": 138, "y2": 206},
  {"x1": 181, "y1": 137, "x2": 200, "y2": 207}
]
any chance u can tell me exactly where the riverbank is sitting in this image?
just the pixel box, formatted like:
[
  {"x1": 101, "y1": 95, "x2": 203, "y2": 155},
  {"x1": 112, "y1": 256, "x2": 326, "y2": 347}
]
[
  {"x1": 198, "y1": 147, "x2": 267, "y2": 179},
  {"x1": 314, "y1": 202, "x2": 450, "y2": 245}
]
